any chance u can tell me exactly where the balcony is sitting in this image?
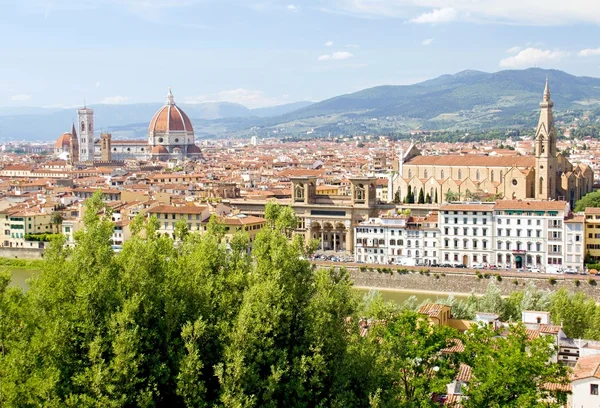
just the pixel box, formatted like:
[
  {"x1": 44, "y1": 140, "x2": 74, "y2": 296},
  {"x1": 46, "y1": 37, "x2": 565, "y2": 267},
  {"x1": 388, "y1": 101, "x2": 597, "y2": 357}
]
[{"x1": 512, "y1": 249, "x2": 526, "y2": 254}]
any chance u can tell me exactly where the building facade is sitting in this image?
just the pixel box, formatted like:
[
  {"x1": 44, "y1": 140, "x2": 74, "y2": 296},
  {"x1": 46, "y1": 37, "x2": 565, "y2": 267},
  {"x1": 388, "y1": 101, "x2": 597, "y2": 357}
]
[{"x1": 391, "y1": 81, "x2": 594, "y2": 207}]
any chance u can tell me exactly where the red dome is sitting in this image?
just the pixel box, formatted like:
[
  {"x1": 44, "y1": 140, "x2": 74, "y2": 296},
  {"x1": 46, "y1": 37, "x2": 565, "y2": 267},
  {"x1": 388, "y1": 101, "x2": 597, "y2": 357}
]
[
  {"x1": 151, "y1": 145, "x2": 169, "y2": 155},
  {"x1": 148, "y1": 89, "x2": 193, "y2": 133},
  {"x1": 55, "y1": 132, "x2": 72, "y2": 148},
  {"x1": 187, "y1": 144, "x2": 201, "y2": 154}
]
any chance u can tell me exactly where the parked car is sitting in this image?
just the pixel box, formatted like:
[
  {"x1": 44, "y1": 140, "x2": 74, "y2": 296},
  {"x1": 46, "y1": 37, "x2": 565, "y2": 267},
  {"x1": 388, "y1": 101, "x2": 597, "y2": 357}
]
[
  {"x1": 471, "y1": 263, "x2": 485, "y2": 269},
  {"x1": 488, "y1": 265, "x2": 498, "y2": 270},
  {"x1": 454, "y1": 264, "x2": 467, "y2": 269},
  {"x1": 564, "y1": 267, "x2": 578, "y2": 274},
  {"x1": 527, "y1": 267, "x2": 541, "y2": 273}
]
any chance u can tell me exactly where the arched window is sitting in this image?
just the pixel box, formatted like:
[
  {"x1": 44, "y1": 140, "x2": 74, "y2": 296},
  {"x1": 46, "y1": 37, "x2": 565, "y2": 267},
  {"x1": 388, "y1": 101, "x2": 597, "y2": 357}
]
[
  {"x1": 539, "y1": 177, "x2": 544, "y2": 195},
  {"x1": 88, "y1": 123, "x2": 92, "y2": 132},
  {"x1": 81, "y1": 121, "x2": 85, "y2": 132},
  {"x1": 407, "y1": 240, "x2": 411, "y2": 247},
  {"x1": 491, "y1": 171, "x2": 494, "y2": 182},
  {"x1": 458, "y1": 169, "x2": 462, "y2": 179},
  {"x1": 441, "y1": 170, "x2": 445, "y2": 179},
  {"x1": 407, "y1": 250, "x2": 412, "y2": 257},
  {"x1": 463, "y1": 239, "x2": 468, "y2": 249},
  {"x1": 476, "y1": 169, "x2": 480, "y2": 180},
  {"x1": 408, "y1": 169, "x2": 412, "y2": 178},
  {"x1": 424, "y1": 169, "x2": 428, "y2": 178}
]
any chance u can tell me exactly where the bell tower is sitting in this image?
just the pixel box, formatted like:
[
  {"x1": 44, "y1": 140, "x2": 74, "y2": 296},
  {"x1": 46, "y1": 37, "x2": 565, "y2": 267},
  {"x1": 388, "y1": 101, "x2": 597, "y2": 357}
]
[
  {"x1": 78, "y1": 106, "x2": 95, "y2": 162},
  {"x1": 535, "y1": 79, "x2": 557, "y2": 200}
]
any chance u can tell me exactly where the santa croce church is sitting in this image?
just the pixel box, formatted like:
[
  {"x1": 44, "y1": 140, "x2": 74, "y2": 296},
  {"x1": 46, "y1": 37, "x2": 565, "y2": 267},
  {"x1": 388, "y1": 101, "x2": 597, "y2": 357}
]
[{"x1": 392, "y1": 80, "x2": 594, "y2": 208}]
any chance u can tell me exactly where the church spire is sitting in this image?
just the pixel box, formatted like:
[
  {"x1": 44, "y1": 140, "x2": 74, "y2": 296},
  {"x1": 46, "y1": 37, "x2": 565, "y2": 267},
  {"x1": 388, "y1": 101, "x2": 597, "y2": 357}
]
[{"x1": 543, "y1": 77, "x2": 550, "y2": 102}]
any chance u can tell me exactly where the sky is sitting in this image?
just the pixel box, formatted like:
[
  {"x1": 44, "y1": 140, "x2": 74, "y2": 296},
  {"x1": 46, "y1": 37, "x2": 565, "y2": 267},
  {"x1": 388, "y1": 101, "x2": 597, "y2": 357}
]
[{"x1": 1, "y1": 0, "x2": 600, "y2": 109}]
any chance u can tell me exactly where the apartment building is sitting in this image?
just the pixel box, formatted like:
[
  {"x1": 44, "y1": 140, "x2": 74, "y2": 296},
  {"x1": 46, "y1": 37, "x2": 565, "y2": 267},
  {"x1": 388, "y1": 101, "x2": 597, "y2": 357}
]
[
  {"x1": 146, "y1": 205, "x2": 212, "y2": 237},
  {"x1": 565, "y1": 214, "x2": 585, "y2": 271},
  {"x1": 355, "y1": 200, "x2": 571, "y2": 270},
  {"x1": 494, "y1": 201, "x2": 568, "y2": 269},
  {"x1": 439, "y1": 203, "x2": 494, "y2": 266},
  {"x1": 0, "y1": 208, "x2": 55, "y2": 248},
  {"x1": 585, "y1": 207, "x2": 600, "y2": 263}
]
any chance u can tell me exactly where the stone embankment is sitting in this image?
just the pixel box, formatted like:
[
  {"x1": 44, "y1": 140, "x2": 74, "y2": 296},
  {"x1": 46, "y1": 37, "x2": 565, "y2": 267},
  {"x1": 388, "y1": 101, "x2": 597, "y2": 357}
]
[
  {"x1": 0, "y1": 248, "x2": 44, "y2": 260},
  {"x1": 312, "y1": 262, "x2": 600, "y2": 301}
]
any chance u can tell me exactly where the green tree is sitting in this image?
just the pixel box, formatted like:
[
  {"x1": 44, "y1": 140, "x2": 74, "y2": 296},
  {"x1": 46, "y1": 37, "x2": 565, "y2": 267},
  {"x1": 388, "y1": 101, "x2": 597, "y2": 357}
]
[
  {"x1": 434, "y1": 189, "x2": 439, "y2": 204},
  {"x1": 463, "y1": 324, "x2": 569, "y2": 408},
  {"x1": 418, "y1": 188, "x2": 425, "y2": 204},
  {"x1": 366, "y1": 311, "x2": 459, "y2": 406},
  {"x1": 406, "y1": 185, "x2": 413, "y2": 204},
  {"x1": 393, "y1": 190, "x2": 401, "y2": 204},
  {"x1": 574, "y1": 190, "x2": 600, "y2": 212}
]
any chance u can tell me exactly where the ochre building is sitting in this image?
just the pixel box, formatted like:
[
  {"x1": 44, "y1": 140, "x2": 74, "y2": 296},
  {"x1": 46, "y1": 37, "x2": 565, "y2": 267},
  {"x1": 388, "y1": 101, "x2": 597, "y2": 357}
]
[{"x1": 392, "y1": 81, "x2": 593, "y2": 208}]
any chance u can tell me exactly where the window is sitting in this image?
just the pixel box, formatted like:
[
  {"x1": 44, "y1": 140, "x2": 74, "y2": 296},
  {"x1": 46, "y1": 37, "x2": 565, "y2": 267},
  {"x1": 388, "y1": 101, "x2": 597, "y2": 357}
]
[{"x1": 591, "y1": 384, "x2": 598, "y2": 395}]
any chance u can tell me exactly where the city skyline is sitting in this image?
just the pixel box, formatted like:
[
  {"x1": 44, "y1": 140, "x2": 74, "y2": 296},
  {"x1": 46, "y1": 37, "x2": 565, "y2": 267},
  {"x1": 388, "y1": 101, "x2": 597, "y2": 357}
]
[{"x1": 2, "y1": 0, "x2": 600, "y2": 109}]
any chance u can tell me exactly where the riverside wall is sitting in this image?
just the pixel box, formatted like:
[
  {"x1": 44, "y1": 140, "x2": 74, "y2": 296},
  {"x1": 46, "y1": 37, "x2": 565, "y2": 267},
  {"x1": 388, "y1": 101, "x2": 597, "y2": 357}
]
[
  {"x1": 0, "y1": 248, "x2": 44, "y2": 259},
  {"x1": 317, "y1": 264, "x2": 600, "y2": 301}
]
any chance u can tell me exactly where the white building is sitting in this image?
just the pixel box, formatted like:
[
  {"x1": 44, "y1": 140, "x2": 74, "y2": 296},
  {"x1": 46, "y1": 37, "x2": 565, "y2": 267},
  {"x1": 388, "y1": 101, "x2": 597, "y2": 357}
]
[
  {"x1": 565, "y1": 213, "x2": 585, "y2": 272},
  {"x1": 494, "y1": 200, "x2": 568, "y2": 270},
  {"x1": 439, "y1": 203, "x2": 494, "y2": 267},
  {"x1": 570, "y1": 355, "x2": 600, "y2": 408},
  {"x1": 354, "y1": 212, "x2": 438, "y2": 265}
]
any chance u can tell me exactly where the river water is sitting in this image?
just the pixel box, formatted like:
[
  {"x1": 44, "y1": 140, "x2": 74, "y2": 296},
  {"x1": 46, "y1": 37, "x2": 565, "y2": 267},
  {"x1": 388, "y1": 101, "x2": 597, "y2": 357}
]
[
  {"x1": 5, "y1": 267, "x2": 37, "y2": 290},
  {"x1": 6, "y1": 268, "x2": 470, "y2": 305}
]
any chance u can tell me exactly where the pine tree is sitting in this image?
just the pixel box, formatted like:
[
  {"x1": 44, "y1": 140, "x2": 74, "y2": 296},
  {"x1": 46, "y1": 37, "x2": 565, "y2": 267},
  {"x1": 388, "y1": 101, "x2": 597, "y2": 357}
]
[
  {"x1": 434, "y1": 189, "x2": 439, "y2": 204},
  {"x1": 406, "y1": 185, "x2": 412, "y2": 204},
  {"x1": 426, "y1": 193, "x2": 431, "y2": 204},
  {"x1": 418, "y1": 188, "x2": 425, "y2": 204}
]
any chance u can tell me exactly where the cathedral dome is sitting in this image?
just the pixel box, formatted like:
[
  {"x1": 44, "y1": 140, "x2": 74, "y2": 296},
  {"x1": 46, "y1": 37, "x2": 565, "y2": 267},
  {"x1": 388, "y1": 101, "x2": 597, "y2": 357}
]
[
  {"x1": 151, "y1": 145, "x2": 169, "y2": 155},
  {"x1": 187, "y1": 144, "x2": 201, "y2": 154},
  {"x1": 55, "y1": 132, "x2": 72, "y2": 149},
  {"x1": 148, "y1": 89, "x2": 193, "y2": 134}
]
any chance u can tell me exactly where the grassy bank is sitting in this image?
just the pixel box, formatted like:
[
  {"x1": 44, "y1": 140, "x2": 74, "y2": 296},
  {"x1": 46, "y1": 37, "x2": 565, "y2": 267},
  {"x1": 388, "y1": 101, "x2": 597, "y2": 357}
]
[{"x1": 0, "y1": 257, "x2": 44, "y2": 269}]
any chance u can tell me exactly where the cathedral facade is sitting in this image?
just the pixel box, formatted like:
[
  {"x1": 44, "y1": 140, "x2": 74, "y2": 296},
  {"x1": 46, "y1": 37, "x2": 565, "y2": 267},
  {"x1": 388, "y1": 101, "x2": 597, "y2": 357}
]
[{"x1": 392, "y1": 81, "x2": 594, "y2": 208}]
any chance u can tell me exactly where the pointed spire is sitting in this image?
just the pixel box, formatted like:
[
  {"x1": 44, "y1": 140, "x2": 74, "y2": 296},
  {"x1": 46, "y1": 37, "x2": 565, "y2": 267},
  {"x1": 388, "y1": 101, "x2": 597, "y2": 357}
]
[
  {"x1": 543, "y1": 77, "x2": 550, "y2": 102},
  {"x1": 166, "y1": 87, "x2": 175, "y2": 105},
  {"x1": 71, "y1": 122, "x2": 77, "y2": 137}
]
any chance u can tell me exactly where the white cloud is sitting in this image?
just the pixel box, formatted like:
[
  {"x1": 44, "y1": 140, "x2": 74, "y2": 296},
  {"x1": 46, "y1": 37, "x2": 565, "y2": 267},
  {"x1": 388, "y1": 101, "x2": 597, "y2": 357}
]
[
  {"x1": 318, "y1": 51, "x2": 354, "y2": 61},
  {"x1": 325, "y1": 40, "x2": 334, "y2": 47},
  {"x1": 345, "y1": 44, "x2": 360, "y2": 48},
  {"x1": 410, "y1": 8, "x2": 457, "y2": 24},
  {"x1": 578, "y1": 48, "x2": 600, "y2": 57},
  {"x1": 184, "y1": 89, "x2": 289, "y2": 109},
  {"x1": 330, "y1": 0, "x2": 600, "y2": 25},
  {"x1": 102, "y1": 95, "x2": 129, "y2": 104},
  {"x1": 287, "y1": 4, "x2": 298, "y2": 12},
  {"x1": 506, "y1": 46, "x2": 521, "y2": 54},
  {"x1": 499, "y1": 47, "x2": 568, "y2": 68},
  {"x1": 95, "y1": 81, "x2": 101, "y2": 88},
  {"x1": 11, "y1": 94, "x2": 31, "y2": 102},
  {"x1": 421, "y1": 38, "x2": 434, "y2": 46}
]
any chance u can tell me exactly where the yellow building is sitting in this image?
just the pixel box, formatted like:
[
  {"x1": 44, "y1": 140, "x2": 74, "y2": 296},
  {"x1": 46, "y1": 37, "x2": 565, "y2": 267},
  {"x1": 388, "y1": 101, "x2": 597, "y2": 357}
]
[
  {"x1": 316, "y1": 185, "x2": 339, "y2": 195},
  {"x1": 0, "y1": 208, "x2": 56, "y2": 248},
  {"x1": 392, "y1": 81, "x2": 594, "y2": 207},
  {"x1": 584, "y1": 207, "x2": 600, "y2": 263}
]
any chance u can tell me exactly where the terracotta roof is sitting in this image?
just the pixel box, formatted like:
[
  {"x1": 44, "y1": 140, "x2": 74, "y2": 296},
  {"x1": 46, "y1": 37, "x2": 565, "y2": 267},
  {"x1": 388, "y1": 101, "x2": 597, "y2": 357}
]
[
  {"x1": 494, "y1": 200, "x2": 568, "y2": 211},
  {"x1": 585, "y1": 207, "x2": 600, "y2": 215},
  {"x1": 146, "y1": 205, "x2": 208, "y2": 215},
  {"x1": 418, "y1": 303, "x2": 447, "y2": 318},
  {"x1": 455, "y1": 363, "x2": 472, "y2": 382},
  {"x1": 405, "y1": 155, "x2": 535, "y2": 168},
  {"x1": 55, "y1": 132, "x2": 72, "y2": 148},
  {"x1": 149, "y1": 103, "x2": 193, "y2": 134},
  {"x1": 440, "y1": 203, "x2": 495, "y2": 212},
  {"x1": 573, "y1": 355, "x2": 600, "y2": 380}
]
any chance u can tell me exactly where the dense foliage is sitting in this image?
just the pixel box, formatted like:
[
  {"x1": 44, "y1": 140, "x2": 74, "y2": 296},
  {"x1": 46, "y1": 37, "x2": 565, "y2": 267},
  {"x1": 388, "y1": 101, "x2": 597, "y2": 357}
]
[
  {"x1": 0, "y1": 193, "x2": 569, "y2": 407},
  {"x1": 574, "y1": 189, "x2": 600, "y2": 212}
]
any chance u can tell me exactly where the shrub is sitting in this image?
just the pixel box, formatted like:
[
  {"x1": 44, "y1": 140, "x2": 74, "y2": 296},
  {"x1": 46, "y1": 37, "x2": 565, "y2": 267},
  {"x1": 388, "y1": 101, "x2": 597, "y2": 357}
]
[
  {"x1": 512, "y1": 279, "x2": 519, "y2": 285},
  {"x1": 496, "y1": 274, "x2": 502, "y2": 282},
  {"x1": 483, "y1": 273, "x2": 491, "y2": 279},
  {"x1": 434, "y1": 273, "x2": 440, "y2": 279},
  {"x1": 548, "y1": 278, "x2": 557, "y2": 285},
  {"x1": 376, "y1": 268, "x2": 383, "y2": 273},
  {"x1": 476, "y1": 272, "x2": 483, "y2": 279},
  {"x1": 359, "y1": 266, "x2": 367, "y2": 273},
  {"x1": 441, "y1": 273, "x2": 446, "y2": 277},
  {"x1": 419, "y1": 270, "x2": 424, "y2": 275},
  {"x1": 575, "y1": 279, "x2": 581, "y2": 287},
  {"x1": 588, "y1": 279, "x2": 597, "y2": 286}
]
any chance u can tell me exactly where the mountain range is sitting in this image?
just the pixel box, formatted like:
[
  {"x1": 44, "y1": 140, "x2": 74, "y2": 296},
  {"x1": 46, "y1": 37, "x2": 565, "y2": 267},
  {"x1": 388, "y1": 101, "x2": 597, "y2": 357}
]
[{"x1": 3, "y1": 68, "x2": 600, "y2": 142}]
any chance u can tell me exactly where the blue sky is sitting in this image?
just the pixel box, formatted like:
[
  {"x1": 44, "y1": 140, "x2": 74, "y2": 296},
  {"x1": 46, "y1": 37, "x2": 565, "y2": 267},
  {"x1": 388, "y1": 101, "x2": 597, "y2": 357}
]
[{"x1": 2, "y1": 0, "x2": 600, "y2": 108}]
